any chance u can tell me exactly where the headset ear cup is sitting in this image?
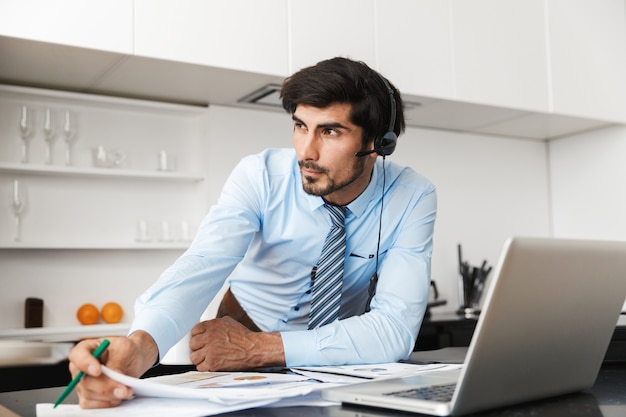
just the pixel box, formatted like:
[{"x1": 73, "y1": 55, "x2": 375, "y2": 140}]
[{"x1": 376, "y1": 131, "x2": 397, "y2": 156}]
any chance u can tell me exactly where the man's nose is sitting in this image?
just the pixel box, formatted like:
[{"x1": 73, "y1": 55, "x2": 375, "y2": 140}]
[{"x1": 299, "y1": 132, "x2": 319, "y2": 160}]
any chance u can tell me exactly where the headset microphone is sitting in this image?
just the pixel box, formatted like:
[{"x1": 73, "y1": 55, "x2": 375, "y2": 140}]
[{"x1": 355, "y1": 149, "x2": 376, "y2": 157}]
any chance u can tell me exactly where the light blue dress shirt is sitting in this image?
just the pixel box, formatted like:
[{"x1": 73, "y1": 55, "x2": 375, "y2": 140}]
[{"x1": 130, "y1": 148, "x2": 437, "y2": 366}]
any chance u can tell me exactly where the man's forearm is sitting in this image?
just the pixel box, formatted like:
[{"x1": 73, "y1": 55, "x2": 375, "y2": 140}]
[
  {"x1": 189, "y1": 317, "x2": 286, "y2": 371},
  {"x1": 248, "y1": 331, "x2": 286, "y2": 368}
]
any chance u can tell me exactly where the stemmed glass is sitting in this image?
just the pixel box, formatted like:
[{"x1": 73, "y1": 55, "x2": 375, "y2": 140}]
[
  {"x1": 11, "y1": 179, "x2": 27, "y2": 242},
  {"x1": 43, "y1": 108, "x2": 56, "y2": 164},
  {"x1": 18, "y1": 105, "x2": 34, "y2": 163},
  {"x1": 63, "y1": 110, "x2": 77, "y2": 166}
]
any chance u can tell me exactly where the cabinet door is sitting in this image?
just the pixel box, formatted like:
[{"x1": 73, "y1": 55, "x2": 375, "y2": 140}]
[
  {"x1": 134, "y1": 0, "x2": 289, "y2": 76},
  {"x1": 547, "y1": 0, "x2": 626, "y2": 123},
  {"x1": 451, "y1": 0, "x2": 550, "y2": 112},
  {"x1": 0, "y1": 0, "x2": 133, "y2": 53},
  {"x1": 375, "y1": 0, "x2": 454, "y2": 100},
  {"x1": 288, "y1": 0, "x2": 376, "y2": 73}
]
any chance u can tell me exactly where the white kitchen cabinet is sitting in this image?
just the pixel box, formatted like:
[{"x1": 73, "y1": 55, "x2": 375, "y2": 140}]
[
  {"x1": 0, "y1": 85, "x2": 208, "y2": 249},
  {"x1": 450, "y1": 0, "x2": 551, "y2": 113},
  {"x1": 288, "y1": 0, "x2": 377, "y2": 73},
  {"x1": 547, "y1": 0, "x2": 626, "y2": 123},
  {"x1": 0, "y1": 0, "x2": 622, "y2": 138},
  {"x1": 133, "y1": 0, "x2": 289, "y2": 76},
  {"x1": 375, "y1": 0, "x2": 455, "y2": 100},
  {"x1": 0, "y1": 0, "x2": 133, "y2": 54}
]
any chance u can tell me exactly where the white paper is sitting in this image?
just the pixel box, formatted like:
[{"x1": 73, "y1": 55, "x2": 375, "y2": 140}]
[
  {"x1": 290, "y1": 369, "x2": 367, "y2": 384},
  {"x1": 292, "y1": 362, "x2": 462, "y2": 380},
  {"x1": 100, "y1": 366, "x2": 334, "y2": 404},
  {"x1": 38, "y1": 362, "x2": 461, "y2": 416},
  {"x1": 263, "y1": 391, "x2": 339, "y2": 407},
  {"x1": 38, "y1": 368, "x2": 340, "y2": 417},
  {"x1": 37, "y1": 397, "x2": 278, "y2": 417}
]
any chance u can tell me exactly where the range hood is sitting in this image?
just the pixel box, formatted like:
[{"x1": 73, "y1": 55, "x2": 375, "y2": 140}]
[{"x1": 239, "y1": 84, "x2": 283, "y2": 108}]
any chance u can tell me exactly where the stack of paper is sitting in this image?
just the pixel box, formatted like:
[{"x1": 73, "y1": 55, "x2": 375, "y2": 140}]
[{"x1": 37, "y1": 362, "x2": 462, "y2": 416}]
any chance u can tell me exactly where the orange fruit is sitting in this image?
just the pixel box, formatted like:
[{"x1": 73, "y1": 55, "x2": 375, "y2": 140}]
[
  {"x1": 76, "y1": 303, "x2": 99, "y2": 325},
  {"x1": 101, "y1": 302, "x2": 124, "y2": 324}
]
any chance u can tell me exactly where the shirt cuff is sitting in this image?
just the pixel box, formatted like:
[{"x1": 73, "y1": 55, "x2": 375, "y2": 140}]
[
  {"x1": 129, "y1": 312, "x2": 180, "y2": 363},
  {"x1": 280, "y1": 329, "x2": 319, "y2": 367}
]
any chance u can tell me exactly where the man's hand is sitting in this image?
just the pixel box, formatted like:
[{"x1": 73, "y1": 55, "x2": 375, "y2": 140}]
[
  {"x1": 68, "y1": 331, "x2": 158, "y2": 409},
  {"x1": 189, "y1": 316, "x2": 285, "y2": 371}
]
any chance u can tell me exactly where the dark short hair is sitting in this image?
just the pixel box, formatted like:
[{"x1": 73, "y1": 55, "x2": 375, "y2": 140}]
[{"x1": 280, "y1": 57, "x2": 405, "y2": 146}]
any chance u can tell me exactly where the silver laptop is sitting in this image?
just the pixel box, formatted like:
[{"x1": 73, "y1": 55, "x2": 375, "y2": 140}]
[{"x1": 323, "y1": 237, "x2": 626, "y2": 416}]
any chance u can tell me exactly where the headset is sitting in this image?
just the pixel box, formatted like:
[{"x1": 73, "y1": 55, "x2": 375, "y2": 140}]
[
  {"x1": 356, "y1": 71, "x2": 399, "y2": 311},
  {"x1": 355, "y1": 72, "x2": 398, "y2": 157}
]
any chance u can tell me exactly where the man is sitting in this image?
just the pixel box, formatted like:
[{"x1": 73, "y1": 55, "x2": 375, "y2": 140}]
[{"x1": 68, "y1": 57, "x2": 437, "y2": 408}]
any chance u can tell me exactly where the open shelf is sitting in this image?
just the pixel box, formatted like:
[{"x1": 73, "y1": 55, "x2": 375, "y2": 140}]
[
  {"x1": 0, "y1": 242, "x2": 190, "y2": 250},
  {"x1": 0, "y1": 162, "x2": 204, "y2": 182},
  {"x1": 0, "y1": 323, "x2": 131, "y2": 343}
]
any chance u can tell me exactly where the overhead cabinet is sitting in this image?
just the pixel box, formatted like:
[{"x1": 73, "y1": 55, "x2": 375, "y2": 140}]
[
  {"x1": 450, "y1": 0, "x2": 551, "y2": 112},
  {"x1": 133, "y1": 0, "x2": 290, "y2": 76},
  {"x1": 1, "y1": 0, "x2": 625, "y2": 131},
  {"x1": 376, "y1": 0, "x2": 455, "y2": 101},
  {"x1": 547, "y1": 0, "x2": 626, "y2": 122},
  {"x1": 0, "y1": 0, "x2": 133, "y2": 53},
  {"x1": 375, "y1": 0, "x2": 626, "y2": 123},
  {"x1": 288, "y1": 0, "x2": 377, "y2": 75}
]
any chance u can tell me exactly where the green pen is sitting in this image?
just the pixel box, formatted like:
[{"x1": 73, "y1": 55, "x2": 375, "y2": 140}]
[{"x1": 54, "y1": 339, "x2": 110, "y2": 408}]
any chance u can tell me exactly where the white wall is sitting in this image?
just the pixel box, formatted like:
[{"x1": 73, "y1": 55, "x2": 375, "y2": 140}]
[
  {"x1": 203, "y1": 106, "x2": 293, "y2": 205},
  {"x1": 394, "y1": 128, "x2": 551, "y2": 311},
  {"x1": 0, "y1": 249, "x2": 181, "y2": 330},
  {"x1": 0, "y1": 103, "x2": 553, "y2": 329},
  {"x1": 549, "y1": 125, "x2": 626, "y2": 312},
  {"x1": 550, "y1": 125, "x2": 626, "y2": 240}
]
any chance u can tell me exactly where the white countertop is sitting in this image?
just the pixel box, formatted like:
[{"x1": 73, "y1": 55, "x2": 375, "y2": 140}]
[{"x1": 0, "y1": 323, "x2": 130, "y2": 343}]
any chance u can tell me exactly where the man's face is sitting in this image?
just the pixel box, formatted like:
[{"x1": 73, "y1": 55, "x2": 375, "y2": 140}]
[{"x1": 292, "y1": 103, "x2": 376, "y2": 206}]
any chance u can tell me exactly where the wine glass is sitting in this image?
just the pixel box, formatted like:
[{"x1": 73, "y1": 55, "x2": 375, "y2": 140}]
[
  {"x1": 63, "y1": 110, "x2": 78, "y2": 166},
  {"x1": 43, "y1": 108, "x2": 57, "y2": 164},
  {"x1": 18, "y1": 105, "x2": 34, "y2": 163},
  {"x1": 11, "y1": 179, "x2": 27, "y2": 242}
]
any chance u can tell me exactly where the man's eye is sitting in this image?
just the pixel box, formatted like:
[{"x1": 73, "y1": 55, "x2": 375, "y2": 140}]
[{"x1": 323, "y1": 128, "x2": 339, "y2": 136}]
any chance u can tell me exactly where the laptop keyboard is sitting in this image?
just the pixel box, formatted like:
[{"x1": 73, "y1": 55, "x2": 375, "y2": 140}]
[{"x1": 384, "y1": 383, "x2": 457, "y2": 402}]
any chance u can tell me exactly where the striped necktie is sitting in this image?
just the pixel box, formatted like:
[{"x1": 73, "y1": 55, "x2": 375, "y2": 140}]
[{"x1": 309, "y1": 204, "x2": 348, "y2": 330}]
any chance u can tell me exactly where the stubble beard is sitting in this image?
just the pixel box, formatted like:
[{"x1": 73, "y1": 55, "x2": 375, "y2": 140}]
[{"x1": 298, "y1": 157, "x2": 367, "y2": 197}]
